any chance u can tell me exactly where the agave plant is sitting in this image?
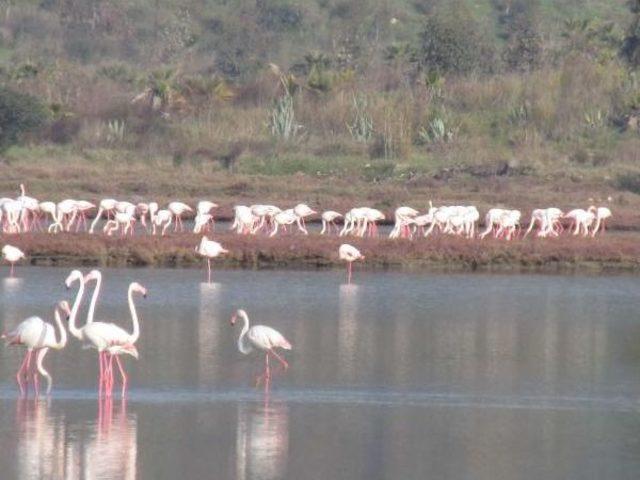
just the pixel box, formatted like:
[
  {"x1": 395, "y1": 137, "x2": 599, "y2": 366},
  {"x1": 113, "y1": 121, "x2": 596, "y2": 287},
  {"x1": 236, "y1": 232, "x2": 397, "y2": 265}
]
[
  {"x1": 347, "y1": 93, "x2": 374, "y2": 143},
  {"x1": 269, "y1": 92, "x2": 302, "y2": 140}
]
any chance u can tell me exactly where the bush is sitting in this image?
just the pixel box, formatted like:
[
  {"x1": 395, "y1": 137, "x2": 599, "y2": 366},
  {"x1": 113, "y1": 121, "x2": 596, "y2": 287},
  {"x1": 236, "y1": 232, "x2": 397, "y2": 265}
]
[
  {"x1": 615, "y1": 171, "x2": 640, "y2": 194},
  {"x1": 418, "y1": 4, "x2": 496, "y2": 75},
  {"x1": 0, "y1": 88, "x2": 50, "y2": 152}
]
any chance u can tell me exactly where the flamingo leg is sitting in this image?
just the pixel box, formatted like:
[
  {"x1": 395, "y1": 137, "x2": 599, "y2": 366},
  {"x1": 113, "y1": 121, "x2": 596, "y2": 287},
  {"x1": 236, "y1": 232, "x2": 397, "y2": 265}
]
[
  {"x1": 347, "y1": 262, "x2": 352, "y2": 285},
  {"x1": 114, "y1": 355, "x2": 128, "y2": 398},
  {"x1": 268, "y1": 349, "x2": 289, "y2": 371},
  {"x1": 10, "y1": 262, "x2": 14, "y2": 277},
  {"x1": 16, "y1": 350, "x2": 31, "y2": 396},
  {"x1": 207, "y1": 258, "x2": 211, "y2": 283},
  {"x1": 106, "y1": 354, "x2": 115, "y2": 397},
  {"x1": 33, "y1": 366, "x2": 40, "y2": 397}
]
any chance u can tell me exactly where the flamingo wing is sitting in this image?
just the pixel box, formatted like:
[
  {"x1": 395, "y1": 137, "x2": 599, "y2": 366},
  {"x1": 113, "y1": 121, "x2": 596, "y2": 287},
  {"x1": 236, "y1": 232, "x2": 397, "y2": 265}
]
[{"x1": 248, "y1": 325, "x2": 292, "y2": 350}]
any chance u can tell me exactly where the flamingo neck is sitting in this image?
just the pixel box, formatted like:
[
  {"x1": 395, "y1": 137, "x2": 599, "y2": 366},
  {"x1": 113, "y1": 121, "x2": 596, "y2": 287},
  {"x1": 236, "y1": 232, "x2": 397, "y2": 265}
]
[
  {"x1": 128, "y1": 283, "x2": 140, "y2": 343},
  {"x1": 86, "y1": 273, "x2": 102, "y2": 325},
  {"x1": 68, "y1": 276, "x2": 85, "y2": 340},
  {"x1": 52, "y1": 307, "x2": 67, "y2": 350},
  {"x1": 36, "y1": 349, "x2": 52, "y2": 395},
  {"x1": 237, "y1": 312, "x2": 252, "y2": 354}
]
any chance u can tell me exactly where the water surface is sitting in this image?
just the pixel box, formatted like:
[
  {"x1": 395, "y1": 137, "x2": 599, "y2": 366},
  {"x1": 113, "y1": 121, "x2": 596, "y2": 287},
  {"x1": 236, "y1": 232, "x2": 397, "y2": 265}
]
[{"x1": 0, "y1": 268, "x2": 639, "y2": 479}]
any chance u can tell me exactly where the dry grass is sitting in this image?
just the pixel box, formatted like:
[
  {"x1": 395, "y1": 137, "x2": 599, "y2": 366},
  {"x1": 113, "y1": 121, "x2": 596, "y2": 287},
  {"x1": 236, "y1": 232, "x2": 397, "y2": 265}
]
[{"x1": 4, "y1": 231, "x2": 640, "y2": 272}]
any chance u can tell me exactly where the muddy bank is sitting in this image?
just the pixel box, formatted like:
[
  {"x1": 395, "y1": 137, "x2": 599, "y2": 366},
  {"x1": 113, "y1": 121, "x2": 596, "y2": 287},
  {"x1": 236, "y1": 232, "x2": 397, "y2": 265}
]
[{"x1": 2, "y1": 231, "x2": 640, "y2": 273}]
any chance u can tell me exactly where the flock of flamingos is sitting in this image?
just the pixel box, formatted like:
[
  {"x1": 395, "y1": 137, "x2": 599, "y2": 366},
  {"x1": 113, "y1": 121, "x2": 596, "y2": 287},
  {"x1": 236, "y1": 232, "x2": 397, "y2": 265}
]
[
  {"x1": 1, "y1": 268, "x2": 292, "y2": 399},
  {"x1": 0, "y1": 184, "x2": 615, "y2": 281},
  {"x1": 0, "y1": 183, "x2": 616, "y2": 399}
]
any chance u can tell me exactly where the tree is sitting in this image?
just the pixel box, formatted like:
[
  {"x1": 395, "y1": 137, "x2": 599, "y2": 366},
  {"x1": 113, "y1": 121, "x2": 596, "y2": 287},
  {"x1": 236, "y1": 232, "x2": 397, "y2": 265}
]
[
  {"x1": 501, "y1": 0, "x2": 543, "y2": 71},
  {"x1": 418, "y1": 4, "x2": 495, "y2": 75},
  {"x1": 0, "y1": 88, "x2": 49, "y2": 152},
  {"x1": 622, "y1": 0, "x2": 640, "y2": 66}
]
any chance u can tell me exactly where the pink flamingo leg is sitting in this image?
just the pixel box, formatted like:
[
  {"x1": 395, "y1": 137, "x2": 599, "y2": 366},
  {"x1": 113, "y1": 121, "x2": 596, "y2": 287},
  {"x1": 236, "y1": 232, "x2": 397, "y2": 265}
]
[
  {"x1": 114, "y1": 355, "x2": 128, "y2": 398},
  {"x1": 16, "y1": 350, "x2": 32, "y2": 396},
  {"x1": 347, "y1": 262, "x2": 352, "y2": 285},
  {"x1": 33, "y1": 367, "x2": 40, "y2": 397},
  {"x1": 268, "y1": 349, "x2": 289, "y2": 371},
  {"x1": 106, "y1": 354, "x2": 115, "y2": 397},
  {"x1": 10, "y1": 262, "x2": 14, "y2": 277},
  {"x1": 207, "y1": 258, "x2": 211, "y2": 283}
]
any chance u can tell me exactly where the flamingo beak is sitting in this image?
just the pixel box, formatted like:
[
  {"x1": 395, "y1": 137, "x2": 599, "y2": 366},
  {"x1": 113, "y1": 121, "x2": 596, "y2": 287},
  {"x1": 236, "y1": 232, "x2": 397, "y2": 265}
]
[{"x1": 230, "y1": 314, "x2": 236, "y2": 325}]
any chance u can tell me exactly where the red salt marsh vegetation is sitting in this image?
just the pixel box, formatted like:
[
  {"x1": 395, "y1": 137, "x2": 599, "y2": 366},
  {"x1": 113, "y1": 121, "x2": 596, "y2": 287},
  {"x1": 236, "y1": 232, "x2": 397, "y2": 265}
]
[{"x1": 4, "y1": 231, "x2": 640, "y2": 273}]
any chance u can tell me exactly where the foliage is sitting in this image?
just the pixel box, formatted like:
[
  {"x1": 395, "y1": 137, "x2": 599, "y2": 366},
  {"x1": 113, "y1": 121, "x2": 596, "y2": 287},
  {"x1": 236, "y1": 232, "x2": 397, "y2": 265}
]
[
  {"x1": 347, "y1": 93, "x2": 374, "y2": 143},
  {"x1": 269, "y1": 92, "x2": 302, "y2": 140},
  {"x1": 0, "y1": 87, "x2": 49, "y2": 152},
  {"x1": 418, "y1": 5, "x2": 494, "y2": 75}
]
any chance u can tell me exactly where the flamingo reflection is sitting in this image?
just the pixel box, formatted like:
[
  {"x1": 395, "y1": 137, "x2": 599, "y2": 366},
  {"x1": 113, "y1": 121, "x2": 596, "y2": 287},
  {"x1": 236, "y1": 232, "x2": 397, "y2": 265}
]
[
  {"x1": 338, "y1": 284, "x2": 360, "y2": 382},
  {"x1": 15, "y1": 399, "x2": 66, "y2": 479},
  {"x1": 64, "y1": 397, "x2": 138, "y2": 480},
  {"x1": 236, "y1": 399, "x2": 289, "y2": 480}
]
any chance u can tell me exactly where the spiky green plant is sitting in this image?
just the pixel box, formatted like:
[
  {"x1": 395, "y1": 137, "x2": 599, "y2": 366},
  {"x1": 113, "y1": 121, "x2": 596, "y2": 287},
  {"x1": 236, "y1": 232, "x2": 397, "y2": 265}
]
[{"x1": 347, "y1": 93, "x2": 374, "y2": 143}]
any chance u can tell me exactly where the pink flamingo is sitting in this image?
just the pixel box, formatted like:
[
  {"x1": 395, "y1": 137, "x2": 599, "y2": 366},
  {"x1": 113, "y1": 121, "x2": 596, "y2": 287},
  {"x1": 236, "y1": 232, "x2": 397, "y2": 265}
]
[
  {"x1": 2, "y1": 300, "x2": 71, "y2": 396},
  {"x1": 2, "y1": 245, "x2": 25, "y2": 276},
  {"x1": 66, "y1": 270, "x2": 144, "y2": 397},
  {"x1": 338, "y1": 243, "x2": 364, "y2": 285},
  {"x1": 196, "y1": 236, "x2": 228, "y2": 283},
  {"x1": 231, "y1": 309, "x2": 292, "y2": 385}
]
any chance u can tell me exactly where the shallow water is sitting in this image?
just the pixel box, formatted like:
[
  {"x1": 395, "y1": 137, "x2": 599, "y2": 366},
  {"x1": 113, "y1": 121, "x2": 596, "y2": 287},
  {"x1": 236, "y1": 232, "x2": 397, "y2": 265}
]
[{"x1": 0, "y1": 267, "x2": 639, "y2": 480}]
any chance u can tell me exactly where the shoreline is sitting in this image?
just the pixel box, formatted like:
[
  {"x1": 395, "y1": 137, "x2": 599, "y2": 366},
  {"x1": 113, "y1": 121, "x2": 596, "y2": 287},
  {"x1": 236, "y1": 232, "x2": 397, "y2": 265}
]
[{"x1": 2, "y1": 231, "x2": 640, "y2": 274}]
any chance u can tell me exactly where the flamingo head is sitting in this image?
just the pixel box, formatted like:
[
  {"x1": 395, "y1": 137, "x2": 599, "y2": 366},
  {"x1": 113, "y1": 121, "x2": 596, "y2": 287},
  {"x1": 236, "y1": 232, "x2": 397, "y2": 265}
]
[
  {"x1": 58, "y1": 300, "x2": 72, "y2": 320},
  {"x1": 230, "y1": 308, "x2": 247, "y2": 325},
  {"x1": 83, "y1": 269, "x2": 101, "y2": 284},
  {"x1": 65, "y1": 270, "x2": 83, "y2": 289},
  {"x1": 130, "y1": 282, "x2": 147, "y2": 298}
]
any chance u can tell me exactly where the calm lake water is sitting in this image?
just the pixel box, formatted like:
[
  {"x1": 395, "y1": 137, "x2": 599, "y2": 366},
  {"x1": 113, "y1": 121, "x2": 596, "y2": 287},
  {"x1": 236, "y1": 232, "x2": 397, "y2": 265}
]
[{"x1": 0, "y1": 267, "x2": 639, "y2": 480}]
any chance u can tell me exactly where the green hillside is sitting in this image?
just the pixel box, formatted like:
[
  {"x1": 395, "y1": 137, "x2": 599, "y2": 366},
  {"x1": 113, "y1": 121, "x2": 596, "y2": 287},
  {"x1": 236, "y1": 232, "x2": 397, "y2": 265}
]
[{"x1": 0, "y1": 0, "x2": 638, "y2": 206}]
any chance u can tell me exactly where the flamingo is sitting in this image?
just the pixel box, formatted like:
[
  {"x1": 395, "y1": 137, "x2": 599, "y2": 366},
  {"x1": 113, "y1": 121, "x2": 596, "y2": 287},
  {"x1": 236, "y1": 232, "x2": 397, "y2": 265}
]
[
  {"x1": 592, "y1": 207, "x2": 612, "y2": 236},
  {"x1": 66, "y1": 270, "x2": 144, "y2": 397},
  {"x1": 293, "y1": 203, "x2": 316, "y2": 234},
  {"x1": 1, "y1": 300, "x2": 71, "y2": 396},
  {"x1": 339, "y1": 243, "x2": 364, "y2": 285},
  {"x1": 230, "y1": 309, "x2": 292, "y2": 384},
  {"x1": 168, "y1": 201, "x2": 193, "y2": 232},
  {"x1": 390, "y1": 206, "x2": 419, "y2": 239},
  {"x1": 83, "y1": 270, "x2": 146, "y2": 397},
  {"x1": 2, "y1": 244, "x2": 25, "y2": 276},
  {"x1": 320, "y1": 211, "x2": 343, "y2": 235},
  {"x1": 232, "y1": 206, "x2": 256, "y2": 235},
  {"x1": 196, "y1": 236, "x2": 228, "y2": 283},
  {"x1": 90, "y1": 198, "x2": 118, "y2": 234},
  {"x1": 149, "y1": 203, "x2": 172, "y2": 235}
]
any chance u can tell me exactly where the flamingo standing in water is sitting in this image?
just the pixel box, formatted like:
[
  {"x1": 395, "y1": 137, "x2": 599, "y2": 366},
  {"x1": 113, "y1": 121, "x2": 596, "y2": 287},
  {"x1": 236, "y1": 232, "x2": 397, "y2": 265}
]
[
  {"x1": 2, "y1": 300, "x2": 71, "y2": 396},
  {"x1": 338, "y1": 243, "x2": 364, "y2": 285},
  {"x1": 2, "y1": 244, "x2": 25, "y2": 276},
  {"x1": 196, "y1": 236, "x2": 228, "y2": 283},
  {"x1": 231, "y1": 309, "x2": 292, "y2": 384},
  {"x1": 66, "y1": 270, "x2": 144, "y2": 397},
  {"x1": 83, "y1": 270, "x2": 146, "y2": 397}
]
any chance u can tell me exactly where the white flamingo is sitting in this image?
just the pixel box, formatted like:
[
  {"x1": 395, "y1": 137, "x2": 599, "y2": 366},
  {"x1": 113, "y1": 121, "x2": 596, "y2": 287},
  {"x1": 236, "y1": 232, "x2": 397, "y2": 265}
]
[
  {"x1": 90, "y1": 198, "x2": 118, "y2": 234},
  {"x1": 320, "y1": 211, "x2": 342, "y2": 235},
  {"x1": 339, "y1": 243, "x2": 364, "y2": 285},
  {"x1": 168, "y1": 201, "x2": 193, "y2": 232},
  {"x1": 66, "y1": 270, "x2": 144, "y2": 397},
  {"x1": 231, "y1": 309, "x2": 292, "y2": 384},
  {"x1": 196, "y1": 236, "x2": 228, "y2": 283},
  {"x1": 2, "y1": 244, "x2": 25, "y2": 276},
  {"x1": 592, "y1": 207, "x2": 612, "y2": 236},
  {"x1": 2, "y1": 300, "x2": 71, "y2": 396}
]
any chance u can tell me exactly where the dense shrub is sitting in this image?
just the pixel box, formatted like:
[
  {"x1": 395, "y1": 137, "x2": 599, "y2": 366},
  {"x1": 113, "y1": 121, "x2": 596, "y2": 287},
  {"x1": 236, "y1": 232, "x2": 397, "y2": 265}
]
[{"x1": 0, "y1": 87, "x2": 49, "y2": 152}]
